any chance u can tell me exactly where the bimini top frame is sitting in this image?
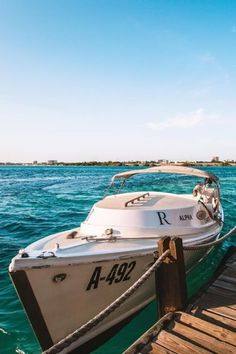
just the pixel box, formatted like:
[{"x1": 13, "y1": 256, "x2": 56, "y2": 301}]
[{"x1": 111, "y1": 165, "x2": 219, "y2": 184}]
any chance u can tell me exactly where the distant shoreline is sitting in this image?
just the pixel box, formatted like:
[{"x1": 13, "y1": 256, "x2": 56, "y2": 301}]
[{"x1": 0, "y1": 161, "x2": 235, "y2": 167}]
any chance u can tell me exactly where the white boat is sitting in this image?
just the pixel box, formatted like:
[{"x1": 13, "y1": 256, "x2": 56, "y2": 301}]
[{"x1": 9, "y1": 166, "x2": 223, "y2": 353}]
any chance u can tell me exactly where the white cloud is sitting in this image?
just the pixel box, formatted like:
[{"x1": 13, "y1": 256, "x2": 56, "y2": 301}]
[{"x1": 148, "y1": 109, "x2": 215, "y2": 131}]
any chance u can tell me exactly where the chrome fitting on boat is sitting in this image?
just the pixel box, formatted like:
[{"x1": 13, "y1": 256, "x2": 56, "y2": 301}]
[
  {"x1": 19, "y1": 249, "x2": 29, "y2": 258},
  {"x1": 196, "y1": 210, "x2": 207, "y2": 220},
  {"x1": 53, "y1": 273, "x2": 67, "y2": 283},
  {"x1": 37, "y1": 251, "x2": 56, "y2": 259},
  {"x1": 67, "y1": 231, "x2": 78, "y2": 239}
]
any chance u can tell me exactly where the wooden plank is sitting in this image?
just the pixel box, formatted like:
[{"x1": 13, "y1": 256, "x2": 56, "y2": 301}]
[
  {"x1": 211, "y1": 279, "x2": 236, "y2": 292},
  {"x1": 192, "y1": 308, "x2": 236, "y2": 331},
  {"x1": 208, "y1": 285, "x2": 236, "y2": 301},
  {"x1": 226, "y1": 261, "x2": 236, "y2": 268},
  {"x1": 177, "y1": 312, "x2": 236, "y2": 346},
  {"x1": 226, "y1": 255, "x2": 236, "y2": 266},
  {"x1": 197, "y1": 292, "x2": 236, "y2": 310},
  {"x1": 218, "y1": 274, "x2": 236, "y2": 285},
  {"x1": 156, "y1": 330, "x2": 212, "y2": 354},
  {"x1": 226, "y1": 262, "x2": 236, "y2": 270},
  {"x1": 206, "y1": 306, "x2": 236, "y2": 321},
  {"x1": 140, "y1": 342, "x2": 176, "y2": 354},
  {"x1": 222, "y1": 267, "x2": 236, "y2": 278},
  {"x1": 169, "y1": 320, "x2": 236, "y2": 354},
  {"x1": 202, "y1": 309, "x2": 236, "y2": 329},
  {"x1": 206, "y1": 291, "x2": 236, "y2": 311}
]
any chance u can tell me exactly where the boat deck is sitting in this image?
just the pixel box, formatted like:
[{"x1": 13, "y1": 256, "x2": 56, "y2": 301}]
[
  {"x1": 124, "y1": 248, "x2": 236, "y2": 354},
  {"x1": 97, "y1": 192, "x2": 196, "y2": 210}
]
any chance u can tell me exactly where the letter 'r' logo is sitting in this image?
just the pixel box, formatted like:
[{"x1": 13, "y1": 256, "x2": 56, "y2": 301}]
[{"x1": 157, "y1": 211, "x2": 171, "y2": 225}]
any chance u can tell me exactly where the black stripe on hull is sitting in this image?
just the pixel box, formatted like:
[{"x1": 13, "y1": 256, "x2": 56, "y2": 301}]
[{"x1": 9, "y1": 270, "x2": 53, "y2": 350}]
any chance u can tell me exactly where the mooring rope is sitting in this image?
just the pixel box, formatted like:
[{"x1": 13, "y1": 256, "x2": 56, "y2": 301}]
[
  {"x1": 42, "y1": 225, "x2": 236, "y2": 354},
  {"x1": 42, "y1": 249, "x2": 170, "y2": 354},
  {"x1": 183, "y1": 226, "x2": 236, "y2": 251}
]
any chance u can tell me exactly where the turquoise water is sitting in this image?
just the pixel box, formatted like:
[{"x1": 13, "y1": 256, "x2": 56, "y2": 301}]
[{"x1": 0, "y1": 166, "x2": 235, "y2": 354}]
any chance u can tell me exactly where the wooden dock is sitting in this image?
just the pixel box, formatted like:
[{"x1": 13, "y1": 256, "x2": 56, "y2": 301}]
[{"x1": 124, "y1": 247, "x2": 236, "y2": 354}]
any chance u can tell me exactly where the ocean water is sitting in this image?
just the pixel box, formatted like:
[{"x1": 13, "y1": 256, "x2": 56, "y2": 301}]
[{"x1": 0, "y1": 166, "x2": 235, "y2": 354}]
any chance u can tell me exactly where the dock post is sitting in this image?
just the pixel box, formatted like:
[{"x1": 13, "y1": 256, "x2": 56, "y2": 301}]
[{"x1": 155, "y1": 237, "x2": 187, "y2": 317}]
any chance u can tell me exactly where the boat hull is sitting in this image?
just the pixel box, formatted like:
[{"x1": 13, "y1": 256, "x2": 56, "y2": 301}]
[{"x1": 10, "y1": 244, "x2": 213, "y2": 353}]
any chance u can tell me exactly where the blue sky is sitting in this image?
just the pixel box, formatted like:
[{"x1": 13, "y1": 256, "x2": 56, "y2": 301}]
[{"x1": 0, "y1": 0, "x2": 235, "y2": 162}]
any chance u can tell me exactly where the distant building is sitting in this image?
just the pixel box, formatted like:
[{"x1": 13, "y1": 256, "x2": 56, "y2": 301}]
[
  {"x1": 157, "y1": 159, "x2": 169, "y2": 164},
  {"x1": 211, "y1": 156, "x2": 219, "y2": 162},
  {"x1": 33, "y1": 160, "x2": 38, "y2": 165},
  {"x1": 47, "y1": 160, "x2": 58, "y2": 165}
]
